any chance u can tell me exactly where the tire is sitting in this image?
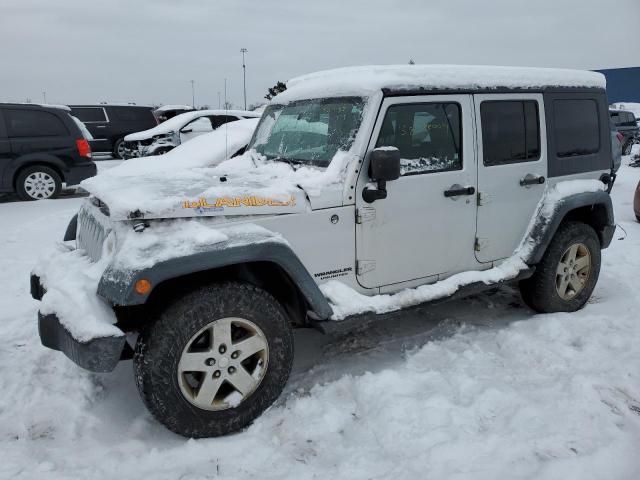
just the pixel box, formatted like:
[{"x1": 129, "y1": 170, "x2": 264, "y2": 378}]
[
  {"x1": 623, "y1": 140, "x2": 633, "y2": 156},
  {"x1": 112, "y1": 138, "x2": 126, "y2": 159},
  {"x1": 519, "y1": 221, "x2": 601, "y2": 313},
  {"x1": 134, "y1": 282, "x2": 294, "y2": 438},
  {"x1": 16, "y1": 165, "x2": 62, "y2": 201}
]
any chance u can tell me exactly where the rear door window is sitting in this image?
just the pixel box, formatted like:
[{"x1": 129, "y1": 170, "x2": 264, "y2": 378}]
[
  {"x1": 108, "y1": 107, "x2": 153, "y2": 122},
  {"x1": 71, "y1": 107, "x2": 107, "y2": 123},
  {"x1": 480, "y1": 100, "x2": 540, "y2": 166},
  {"x1": 211, "y1": 115, "x2": 240, "y2": 129},
  {"x1": 5, "y1": 109, "x2": 69, "y2": 137},
  {"x1": 553, "y1": 99, "x2": 600, "y2": 157}
]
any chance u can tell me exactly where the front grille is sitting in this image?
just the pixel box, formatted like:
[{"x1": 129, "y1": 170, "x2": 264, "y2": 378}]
[{"x1": 77, "y1": 204, "x2": 110, "y2": 262}]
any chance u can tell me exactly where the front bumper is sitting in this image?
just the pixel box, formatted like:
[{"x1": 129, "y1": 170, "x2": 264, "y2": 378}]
[{"x1": 31, "y1": 272, "x2": 126, "y2": 373}]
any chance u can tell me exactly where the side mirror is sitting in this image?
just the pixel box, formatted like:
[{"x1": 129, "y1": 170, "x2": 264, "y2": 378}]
[
  {"x1": 362, "y1": 147, "x2": 401, "y2": 203},
  {"x1": 369, "y1": 147, "x2": 401, "y2": 181}
]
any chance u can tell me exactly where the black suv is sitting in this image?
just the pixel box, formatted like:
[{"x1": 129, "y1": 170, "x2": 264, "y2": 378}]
[
  {"x1": 70, "y1": 105, "x2": 157, "y2": 158},
  {"x1": 0, "y1": 103, "x2": 96, "y2": 200},
  {"x1": 609, "y1": 109, "x2": 639, "y2": 155}
]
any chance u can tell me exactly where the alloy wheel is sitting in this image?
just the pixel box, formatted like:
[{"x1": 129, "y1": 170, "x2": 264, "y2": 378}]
[
  {"x1": 556, "y1": 243, "x2": 591, "y2": 300},
  {"x1": 177, "y1": 317, "x2": 269, "y2": 411}
]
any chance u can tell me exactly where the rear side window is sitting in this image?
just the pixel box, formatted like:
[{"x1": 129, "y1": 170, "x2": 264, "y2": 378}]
[
  {"x1": 480, "y1": 100, "x2": 540, "y2": 166},
  {"x1": 553, "y1": 99, "x2": 600, "y2": 157},
  {"x1": 109, "y1": 107, "x2": 153, "y2": 122},
  {"x1": 211, "y1": 115, "x2": 240, "y2": 129},
  {"x1": 5, "y1": 109, "x2": 69, "y2": 137},
  {"x1": 71, "y1": 107, "x2": 107, "y2": 122},
  {"x1": 375, "y1": 102, "x2": 462, "y2": 175}
]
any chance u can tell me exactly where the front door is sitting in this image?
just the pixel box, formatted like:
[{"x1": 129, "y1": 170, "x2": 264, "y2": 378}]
[
  {"x1": 356, "y1": 95, "x2": 478, "y2": 290},
  {"x1": 474, "y1": 93, "x2": 547, "y2": 262}
]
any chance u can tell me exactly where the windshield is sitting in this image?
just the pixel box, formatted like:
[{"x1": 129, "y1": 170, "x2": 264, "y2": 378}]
[{"x1": 249, "y1": 97, "x2": 365, "y2": 167}]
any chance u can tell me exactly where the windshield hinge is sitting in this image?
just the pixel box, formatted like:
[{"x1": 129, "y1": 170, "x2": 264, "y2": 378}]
[
  {"x1": 355, "y1": 207, "x2": 376, "y2": 224},
  {"x1": 356, "y1": 260, "x2": 376, "y2": 276}
]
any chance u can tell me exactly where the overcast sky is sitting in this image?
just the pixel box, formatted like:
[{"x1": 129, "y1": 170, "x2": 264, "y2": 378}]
[{"x1": 2, "y1": 0, "x2": 638, "y2": 108}]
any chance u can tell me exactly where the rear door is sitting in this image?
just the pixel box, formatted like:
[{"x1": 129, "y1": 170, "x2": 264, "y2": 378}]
[
  {"x1": 474, "y1": 93, "x2": 546, "y2": 263},
  {"x1": 70, "y1": 107, "x2": 110, "y2": 151},
  {"x1": 0, "y1": 111, "x2": 11, "y2": 188}
]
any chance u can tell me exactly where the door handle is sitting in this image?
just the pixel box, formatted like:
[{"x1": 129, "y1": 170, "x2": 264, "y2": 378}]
[
  {"x1": 95, "y1": 125, "x2": 107, "y2": 128},
  {"x1": 519, "y1": 174, "x2": 545, "y2": 187},
  {"x1": 444, "y1": 185, "x2": 475, "y2": 197}
]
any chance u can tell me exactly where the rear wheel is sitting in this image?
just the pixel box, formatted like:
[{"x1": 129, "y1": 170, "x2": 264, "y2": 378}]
[
  {"x1": 16, "y1": 165, "x2": 62, "y2": 201},
  {"x1": 519, "y1": 221, "x2": 601, "y2": 313},
  {"x1": 112, "y1": 138, "x2": 126, "y2": 159},
  {"x1": 134, "y1": 282, "x2": 294, "y2": 437}
]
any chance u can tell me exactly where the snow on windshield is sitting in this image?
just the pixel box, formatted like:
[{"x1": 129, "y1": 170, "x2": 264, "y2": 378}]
[{"x1": 250, "y1": 97, "x2": 364, "y2": 168}]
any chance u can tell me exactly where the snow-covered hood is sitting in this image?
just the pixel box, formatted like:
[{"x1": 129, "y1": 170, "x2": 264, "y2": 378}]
[{"x1": 80, "y1": 149, "x2": 354, "y2": 221}]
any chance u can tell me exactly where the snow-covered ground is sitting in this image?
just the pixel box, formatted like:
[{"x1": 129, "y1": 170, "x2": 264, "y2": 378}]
[{"x1": 1, "y1": 160, "x2": 640, "y2": 479}]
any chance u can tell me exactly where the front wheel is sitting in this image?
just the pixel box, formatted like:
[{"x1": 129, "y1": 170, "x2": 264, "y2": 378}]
[
  {"x1": 134, "y1": 282, "x2": 294, "y2": 437},
  {"x1": 519, "y1": 221, "x2": 601, "y2": 313},
  {"x1": 112, "y1": 138, "x2": 126, "y2": 159}
]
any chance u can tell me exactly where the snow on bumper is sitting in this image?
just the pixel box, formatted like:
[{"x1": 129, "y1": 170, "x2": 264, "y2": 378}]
[{"x1": 31, "y1": 243, "x2": 125, "y2": 373}]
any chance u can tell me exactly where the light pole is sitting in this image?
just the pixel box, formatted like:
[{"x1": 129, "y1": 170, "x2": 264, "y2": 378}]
[
  {"x1": 190, "y1": 80, "x2": 195, "y2": 108},
  {"x1": 42, "y1": 91, "x2": 47, "y2": 104},
  {"x1": 240, "y1": 48, "x2": 248, "y2": 110},
  {"x1": 217, "y1": 91, "x2": 221, "y2": 109}
]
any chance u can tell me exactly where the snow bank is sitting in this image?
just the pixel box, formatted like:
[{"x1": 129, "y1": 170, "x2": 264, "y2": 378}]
[
  {"x1": 125, "y1": 109, "x2": 260, "y2": 141},
  {"x1": 277, "y1": 65, "x2": 605, "y2": 103},
  {"x1": 322, "y1": 180, "x2": 605, "y2": 319}
]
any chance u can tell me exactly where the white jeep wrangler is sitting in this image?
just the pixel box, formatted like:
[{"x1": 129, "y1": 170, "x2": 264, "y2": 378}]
[{"x1": 32, "y1": 65, "x2": 616, "y2": 437}]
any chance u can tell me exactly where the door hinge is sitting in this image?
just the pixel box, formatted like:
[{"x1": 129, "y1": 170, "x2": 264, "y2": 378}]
[
  {"x1": 475, "y1": 237, "x2": 489, "y2": 251},
  {"x1": 477, "y1": 191, "x2": 488, "y2": 206},
  {"x1": 355, "y1": 207, "x2": 376, "y2": 224},
  {"x1": 356, "y1": 260, "x2": 376, "y2": 275}
]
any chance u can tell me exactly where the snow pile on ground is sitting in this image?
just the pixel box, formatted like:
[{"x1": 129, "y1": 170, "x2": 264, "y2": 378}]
[
  {"x1": 1, "y1": 164, "x2": 639, "y2": 479},
  {"x1": 322, "y1": 179, "x2": 605, "y2": 320},
  {"x1": 278, "y1": 65, "x2": 605, "y2": 102}
]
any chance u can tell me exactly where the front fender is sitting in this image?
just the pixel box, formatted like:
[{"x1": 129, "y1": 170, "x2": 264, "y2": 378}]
[
  {"x1": 524, "y1": 190, "x2": 615, "y2": 265},
  {"x1": 97, "y1": 237, "x2": 334, "y2": 320}
]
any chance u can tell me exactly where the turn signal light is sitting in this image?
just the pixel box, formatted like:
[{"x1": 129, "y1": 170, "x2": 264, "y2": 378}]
[{"x1": 135, "y1": 279, "x2": 152, "y2": 295}]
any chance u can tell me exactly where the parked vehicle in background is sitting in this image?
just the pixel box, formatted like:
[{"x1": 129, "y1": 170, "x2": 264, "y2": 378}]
[
  {"x1": 609, "y1": 109, "x2": 639, "y2": 155},
  {"x1": 122, "y1": 109, "x2": 261, "y2": 159},
  {"x1": 0, "y1": 103, "x2": 95, "y2": 200},
  {"x1": 611, "y1": 119, "x2": 623, "y2": 173},
  {"x1": 70, "y1": 104, "x2": 157, "y2": 159},
  {"x1": 32, "y1": 65, "x2": 616, "y2": 437},
  {"x1": 153, "y1": 105, "x2": 195, "y2": 123},
  {"x1": 635, "y1": 180, "x2": 640, "y2": 222}
]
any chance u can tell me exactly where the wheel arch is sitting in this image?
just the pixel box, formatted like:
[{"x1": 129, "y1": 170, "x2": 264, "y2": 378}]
[
  {"x1": 99, "y1": 240, "x2": 333, "y2": 328},
  {"x1": 525, "y1": 190, "x2": 615, "y2": 265}
]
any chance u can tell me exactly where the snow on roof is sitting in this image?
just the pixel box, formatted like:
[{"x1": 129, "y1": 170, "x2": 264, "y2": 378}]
[
  {"x1": 154, "y1": 104, "x2": 194, "y2": 112},
  {"x1": 276, "y1": 65, "x2": 606, "y2": 102},
  {"x1": 0, "y1": 102, "x2": 72, "y2": 111},
  {"x1": 125, "y1": 109, "x2": 261, "y2": 141}
]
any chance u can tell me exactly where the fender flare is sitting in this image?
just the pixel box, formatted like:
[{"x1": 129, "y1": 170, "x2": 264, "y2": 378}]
[
  {"x1": 97, "y1": 239, "x2": 334, "y2": 320},
  {"x1": 524, "y1": 190, "x2": 615, "y2": 265}
]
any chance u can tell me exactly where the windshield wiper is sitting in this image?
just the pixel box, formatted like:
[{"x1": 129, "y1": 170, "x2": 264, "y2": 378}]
[{"x1": 272, "y1": 156, "x2": 299, "y2": 171}]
